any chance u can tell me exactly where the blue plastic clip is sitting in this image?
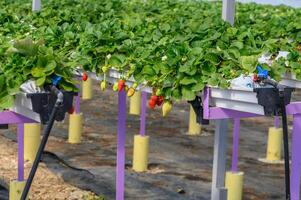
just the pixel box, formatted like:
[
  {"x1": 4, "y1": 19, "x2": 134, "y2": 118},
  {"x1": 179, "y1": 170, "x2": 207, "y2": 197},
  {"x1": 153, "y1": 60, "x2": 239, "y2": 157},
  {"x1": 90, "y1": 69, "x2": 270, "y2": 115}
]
[
  {"x1": 51, "y1": 75, "x2": 62, "y2": 86},
  {"x1": 256, "y1": 65, "x2": 268, "y2": 79}
]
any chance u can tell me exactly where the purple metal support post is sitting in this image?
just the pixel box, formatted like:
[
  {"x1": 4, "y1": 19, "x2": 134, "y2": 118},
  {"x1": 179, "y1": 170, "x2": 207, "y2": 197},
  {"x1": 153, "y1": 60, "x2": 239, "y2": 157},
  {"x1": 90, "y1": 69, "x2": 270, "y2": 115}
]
[
  {"x1": 274, "y1": 116, "x2": 280, "y2": 129},
  {"x1": 116, "y1": 89, "x2": 126, "y2": 200},
  {"x1": 75, "y1": 84, "x2": 81, "y2": 114},
  {"x1": 290, "y1": 114, "x2": 301, "y2": 200},
  {"x1": 203, "y1": 87, "x2": 210, "y2": 119},
  {"x1": 0, "y1": 111, "x2": 36, "y2": 124},
  {"x1": 17, "y1": 123, "x2": 24, "y2": 181},
  {"x1": 231, "y1": 118, "x2": 240, "y2": 172},
  {"x1": 139, "y1": 91, "x2": 147, "y2": 136}
]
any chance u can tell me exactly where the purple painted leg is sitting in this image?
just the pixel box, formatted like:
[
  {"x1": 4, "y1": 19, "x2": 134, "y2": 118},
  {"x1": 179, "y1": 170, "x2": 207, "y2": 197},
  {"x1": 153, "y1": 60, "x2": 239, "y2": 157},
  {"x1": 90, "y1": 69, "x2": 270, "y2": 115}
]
[
  {"x1": 116, "y1": 89, "x2": 127, "y2": 200},
  {"x1": 17, "y1": 123, "x2": 24, "y2": 181},
  {"x1": 75, "y1": 84, "x2": 81, "y2": 114},
  {"x1": 274, "y1": 116, "x2": 280, "y2": 129},
  {"x1": 291, "y1": 114, "x2": 301, "y2": 200},
  {"x1": 231, "y1": 118, "x2": 240, "y2": 172},
  {"x1": 140, "y1": 91, "x2": 147, "y2": 136}
]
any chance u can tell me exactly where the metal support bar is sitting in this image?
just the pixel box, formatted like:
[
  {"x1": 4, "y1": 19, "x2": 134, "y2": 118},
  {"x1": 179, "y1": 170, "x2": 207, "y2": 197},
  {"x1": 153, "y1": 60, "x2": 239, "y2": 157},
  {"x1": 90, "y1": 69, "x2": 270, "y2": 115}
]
[
  {"x1": 222, "y1": 0, "x2": 235, "y2": 25},
  {"x1": 116, "y1": 90, "x2": 126, "y2": 200},
  {"x1": 290, "y1": 114, "x2": 301, "y2": 200},
  {"x1": 140, "y1": 91, "x2": 147, "y2": 136},
  {"x1": 274, "y1": 116, "x2": 280, "y2": 128},
  {"x1": 211, "y1": 119, "x2": 228, "y2": 200},
  {"x1": 17, "y1": 124, "x2": 24, "y2": 181},
  {"x1": 75, "y1": 84, "x2": 81, "y2": 114},
  {"x1": 231, "y1": 118, "x2": 240, "y2": 172},
  {"x1": 32, "y1": 0, "x2": 41, "y2": 11}
]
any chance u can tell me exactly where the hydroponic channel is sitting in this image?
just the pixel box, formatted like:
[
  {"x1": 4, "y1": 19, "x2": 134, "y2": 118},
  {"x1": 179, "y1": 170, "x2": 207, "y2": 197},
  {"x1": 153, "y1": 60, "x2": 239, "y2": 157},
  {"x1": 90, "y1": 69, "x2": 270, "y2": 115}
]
[{"x1": 1, "y1": 0, "x2": 301, "y2": 200}]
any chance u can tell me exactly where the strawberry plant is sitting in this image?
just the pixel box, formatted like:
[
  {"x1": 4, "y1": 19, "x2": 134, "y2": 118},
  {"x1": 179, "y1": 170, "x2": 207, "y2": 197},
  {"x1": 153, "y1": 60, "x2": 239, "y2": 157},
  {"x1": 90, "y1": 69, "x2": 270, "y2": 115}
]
[
  {"x1": 1, "y1": 0, "x2": 301, "y2": 110},
  {"x1": 0, "y1": 38, "x2": 77, "y2": 109}
]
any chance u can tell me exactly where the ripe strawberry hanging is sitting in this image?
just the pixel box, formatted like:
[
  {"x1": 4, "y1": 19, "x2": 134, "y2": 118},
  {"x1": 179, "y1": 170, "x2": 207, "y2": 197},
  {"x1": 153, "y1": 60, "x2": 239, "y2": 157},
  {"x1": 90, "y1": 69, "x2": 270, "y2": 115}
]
[
  {"x1": 151, "y1": 95, "x2": 158, "y2": 102},
  {"x1": 68, "y1": 106, "x2": 75, "y2": 114},
  {"x1": 82, "y1": 72, "x2": 88, "y2": 81},
  {"x1": 148, "y1": 99, "x2": 156, "y2": 109},
  {"x1": 118, "y1": 80, "x2": 125, "y2": 91},
  {"x1": 156, "y1": 96, "x2": 164, "y2": 106}
]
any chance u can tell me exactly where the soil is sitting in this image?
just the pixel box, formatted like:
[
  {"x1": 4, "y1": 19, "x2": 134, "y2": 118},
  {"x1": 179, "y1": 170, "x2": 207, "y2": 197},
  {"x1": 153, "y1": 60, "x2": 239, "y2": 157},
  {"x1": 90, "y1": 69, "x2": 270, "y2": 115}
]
[{"x1": 0, "y1": 81, "x2": 292, "y2": 199}]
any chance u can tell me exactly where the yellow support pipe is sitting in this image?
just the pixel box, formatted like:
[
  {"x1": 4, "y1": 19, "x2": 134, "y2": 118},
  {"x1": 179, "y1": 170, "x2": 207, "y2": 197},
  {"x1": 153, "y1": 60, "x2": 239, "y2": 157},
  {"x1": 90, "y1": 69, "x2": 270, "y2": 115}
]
[
  {"x1": 266, "y1": 127, "x2": 283, "y2": 161},
  {"x1": 68, "y1": 113, "x2": 83, "y2": 144},
  {"x1": 129, "y1": 91, "x2": 141, "y2": 115},
  {"x1": 132, "y1": 135, "x2": 149, "y2": 172},
  {"x1": 188, "y1": 106, "x2": 201, "y2": 135},
  {"x1": 9, "y1": 180, "x2": 28, "y2": 200},
  {"x1": 24, "y1": 123, "x2": 41, "y2": 163},
  {"x1": 225, "y1": 171, "x2": 244, "y2": 200},
  {"x1": 82, "y1": 77, "x2": 93, "y2": 100}
]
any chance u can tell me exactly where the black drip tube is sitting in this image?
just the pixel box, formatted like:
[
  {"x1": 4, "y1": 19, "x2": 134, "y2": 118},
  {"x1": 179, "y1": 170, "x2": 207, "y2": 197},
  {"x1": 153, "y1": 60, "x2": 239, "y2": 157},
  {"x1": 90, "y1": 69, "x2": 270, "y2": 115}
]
[
  {"x1": 262, "y1": 79, "x2": 291, "y2": 200},
  {"x1": 20, "y1": 86, "x2": 63, "y2": 200},
  {"x1": 279, "y1": 90, "x2": 291, "y2": 200}
]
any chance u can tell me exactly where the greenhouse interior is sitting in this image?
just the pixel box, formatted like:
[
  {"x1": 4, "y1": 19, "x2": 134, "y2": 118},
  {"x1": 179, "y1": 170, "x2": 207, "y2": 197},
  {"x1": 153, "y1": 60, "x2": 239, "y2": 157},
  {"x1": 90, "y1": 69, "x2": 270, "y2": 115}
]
[{"x1": 1, "y1": 0, "x2": 301, "y2": 199}]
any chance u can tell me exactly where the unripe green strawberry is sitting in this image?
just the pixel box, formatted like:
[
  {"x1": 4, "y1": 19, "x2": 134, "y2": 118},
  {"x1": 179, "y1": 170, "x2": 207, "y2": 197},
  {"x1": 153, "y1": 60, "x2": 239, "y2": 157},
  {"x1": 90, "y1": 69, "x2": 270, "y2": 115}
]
[
  {"x1": 162, "y1": 101, "x2": 172, "y2": 117},
  {"x1": 113, "y1": 82, "x2": 118, "y2": 91},
  {"x1": 100, "y1": 81, "x2": 106, "y2": 91},
  {"x1": 132, "y1": 83, "x2": 138, "y2": 89}
]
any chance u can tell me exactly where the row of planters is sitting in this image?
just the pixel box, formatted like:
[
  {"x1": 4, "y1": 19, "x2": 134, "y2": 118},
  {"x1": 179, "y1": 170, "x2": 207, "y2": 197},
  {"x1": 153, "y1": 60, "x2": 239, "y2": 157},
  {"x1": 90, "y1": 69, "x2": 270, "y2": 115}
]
[
  {"x1": 1, "y1": 0, "x2": 301, "y2": 200},
  {"x1": 1, "y1": 0, "x2": 301, "y2": 111}
]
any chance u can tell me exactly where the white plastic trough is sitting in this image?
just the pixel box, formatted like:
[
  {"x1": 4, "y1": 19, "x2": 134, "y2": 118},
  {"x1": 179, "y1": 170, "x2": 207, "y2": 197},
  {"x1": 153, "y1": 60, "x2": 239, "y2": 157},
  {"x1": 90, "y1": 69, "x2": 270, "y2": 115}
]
[
  {"x1": 209, "y1": 87, "x2": 265, "y2": 115},
  {"x1": 280, "y1": 73, "x2": 301, "y2": 89},
  {"x1": 84, "y1": 69, "x2": 152, "y2": 93},
  {"x1": 10, "y1": 92, "x2": 41, "y2": 122},
  {"x1": 80, "y1": 68, "x2": 301, "y2": 116},
  {"x1": 209, "y1": 73, "x2": 301, "y2": 115}
]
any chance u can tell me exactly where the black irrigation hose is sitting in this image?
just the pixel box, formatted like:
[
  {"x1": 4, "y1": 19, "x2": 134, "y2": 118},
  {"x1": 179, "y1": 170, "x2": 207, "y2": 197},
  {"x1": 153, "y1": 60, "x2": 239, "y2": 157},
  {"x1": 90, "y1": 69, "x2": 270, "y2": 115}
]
[
  {"x1": 263, "y1": 79, "x2": 291, "y2": 199},
  {"x1": 20, "y1": 104, "x2": 58, "y2": 200},
  {"x1": 20, "y1": 87, "x2": 63, "y2": 200},
  {"x1": 43, "y1": 151, "x2": 95, "y2": 178},
  {"x1": 279, "y1": 90, "x2": 291, "y2": 200}
]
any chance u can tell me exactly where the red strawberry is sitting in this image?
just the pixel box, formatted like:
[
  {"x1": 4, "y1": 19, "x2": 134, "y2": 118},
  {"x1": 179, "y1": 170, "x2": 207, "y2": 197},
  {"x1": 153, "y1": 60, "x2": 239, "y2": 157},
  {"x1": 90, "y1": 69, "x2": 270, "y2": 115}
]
[
  {"x1": 82, "y1": 73, "x2": 88, "y2": 81},
  {"x1": 156, "y1": 96, "x2": 164, "y2": 106},
  {"x1": 118, "y1": 80, "x2": 125, "y2": 91},
  {"x1": 148, "y1": 99, "x2": 156, "y2": 109},
  {"x1": 68, "y1": 106, "x2": 75, "y2": 114},
  {"x1": 151, "y1": 95, "x2": 158, "y2": 102}
]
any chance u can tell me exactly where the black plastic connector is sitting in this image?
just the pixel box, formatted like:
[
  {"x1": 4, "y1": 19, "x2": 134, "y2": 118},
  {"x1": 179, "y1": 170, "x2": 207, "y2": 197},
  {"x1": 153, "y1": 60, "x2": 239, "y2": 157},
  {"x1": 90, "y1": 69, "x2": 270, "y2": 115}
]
[
  {"x1": 188, "y1": 96, "x2": 210, "y2": 125},
  {"x1": 254, "y1": 87, "x2": 294, "y2": 116},
  {"x1": 27, "y1": 89, "x2": 76, "y2": 124},
  {"x1": 0, "y1": 124, "x2": 8, "y2": 129}
]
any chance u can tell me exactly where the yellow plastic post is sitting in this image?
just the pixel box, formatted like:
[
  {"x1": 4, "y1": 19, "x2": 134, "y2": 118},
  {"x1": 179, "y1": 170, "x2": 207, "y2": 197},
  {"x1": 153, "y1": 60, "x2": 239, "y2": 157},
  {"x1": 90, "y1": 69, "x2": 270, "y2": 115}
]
[
  {"x1": 68, "y1": 113, "x2": 83, "y2": 144},
  {"x1": 129, "y1": 91, "x2": 141, "y2": 115},
  {"x1": 225, "y1": 171, "x2": 244, "y2": 200},
  {"x1": 9, "y1": 180, "x2": 28, "y2": 200},
  {"x1": 132, "y1": 135, "x2": 149, "y2": 172},
  {"x1": 188, "y1": 105, "x2": 201, "y2": 135},
  {"x1": 82, "y1": 77, "x2": 93, "y2": 100},
  {"x1": 24, "y1": 123, "x2": 41, "y2": 163},
  {"x1": 266, "y1": 127, "x2": 283, "y2": 161}
]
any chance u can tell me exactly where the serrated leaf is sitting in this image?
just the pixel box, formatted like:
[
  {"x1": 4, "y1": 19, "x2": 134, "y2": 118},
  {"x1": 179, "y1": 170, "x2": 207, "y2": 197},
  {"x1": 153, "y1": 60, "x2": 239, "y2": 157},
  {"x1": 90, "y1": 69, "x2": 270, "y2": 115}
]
[
  {"x1": 31, "y1": 67, "x2": 45, "y2": 78},
  {"x1": 180, "y1": 77, "x2": 197, "y2": 85},
  {"x1": 36, "y1": 76, "x2": 46, "y2": 86},
  {"x1": 181, "y1": 87, "x2": 196, "y2": 101}
]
